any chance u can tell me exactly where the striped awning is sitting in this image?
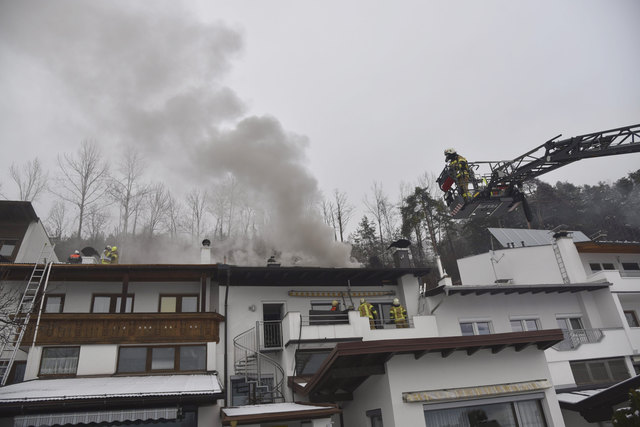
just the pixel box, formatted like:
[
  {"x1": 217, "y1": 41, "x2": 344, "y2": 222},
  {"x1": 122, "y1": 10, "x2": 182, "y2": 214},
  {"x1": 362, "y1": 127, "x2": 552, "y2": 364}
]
[
  {"x1": 288, "y1": 290, "x2": 395, "y2": 298},
  {"x1": 403, "y1": 379, "x2": 552, "y2": 403},
  {"x1": 14, "y1": 407, "x2": 178, "y2": 427}
]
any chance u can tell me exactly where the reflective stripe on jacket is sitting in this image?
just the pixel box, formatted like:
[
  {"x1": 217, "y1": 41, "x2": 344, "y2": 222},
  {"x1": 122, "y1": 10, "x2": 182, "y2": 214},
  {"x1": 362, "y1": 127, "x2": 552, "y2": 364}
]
[
  {"x1": 359, "y1": 303, "x2": 377, "y2": 319},
  {"x1": 390, "y1": 305, "x2": 407, "y2": 321}
]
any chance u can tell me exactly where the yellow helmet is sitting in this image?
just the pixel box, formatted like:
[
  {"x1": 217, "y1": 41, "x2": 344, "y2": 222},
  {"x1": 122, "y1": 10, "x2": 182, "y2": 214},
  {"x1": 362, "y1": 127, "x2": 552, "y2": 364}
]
[
  {"x1": 393, "y1": 298, "x2": 400, "y2": 305},
  {"x1": 111, "y1": 246, "x2": 117, "y2": 251},
  {"x1": 331, "y1": 300, "x2": 338, "y2": 306},
  {"x1": 360, "y1": 298, "x2": 365, "y2": 304}
]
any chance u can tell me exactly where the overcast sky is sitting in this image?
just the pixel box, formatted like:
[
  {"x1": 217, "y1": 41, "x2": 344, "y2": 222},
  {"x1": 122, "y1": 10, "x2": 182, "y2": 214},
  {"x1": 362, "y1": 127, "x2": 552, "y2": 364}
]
[{"x1": 1, "y1": 1, "x2": 639, "y2": 230}]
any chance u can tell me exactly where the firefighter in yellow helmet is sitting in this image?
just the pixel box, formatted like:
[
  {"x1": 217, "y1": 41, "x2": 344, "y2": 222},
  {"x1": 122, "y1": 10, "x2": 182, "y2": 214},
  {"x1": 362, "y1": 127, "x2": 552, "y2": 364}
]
[
  {"x1": 358, "y1": 298, "x2": 378, "y2": 330},
  {"x1": 389, "y1": 298, "x2": 408, "y2": 328},
  {"x1": 330, "y1": 300, "x2": 340, "y2": 312},
  {"x1": 109, "y1": 246, "x2": 119, "y2": 264},
  {"x1": 444, "y1": 148, "x2": 471, "y2": 200}
]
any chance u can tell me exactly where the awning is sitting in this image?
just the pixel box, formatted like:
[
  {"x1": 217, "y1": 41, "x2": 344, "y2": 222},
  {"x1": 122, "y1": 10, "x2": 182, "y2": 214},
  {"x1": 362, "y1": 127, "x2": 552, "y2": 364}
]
[
  {"x1": 221, "y1": 403, "x2": 340, "y2": 426},
  {"x1": 0, "y1": 374, "x2": 223, "y2": 415},
  {"x1": 14, "y1": 408, "x2": 177, "y2": 427},
  {"x1": 403, "y1": 380, "x2": 551, "y2": 403}
]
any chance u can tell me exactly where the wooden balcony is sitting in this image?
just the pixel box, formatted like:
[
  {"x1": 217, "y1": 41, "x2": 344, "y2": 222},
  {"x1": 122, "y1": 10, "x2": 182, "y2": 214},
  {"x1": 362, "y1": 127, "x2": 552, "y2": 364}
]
[{"x1": 22, "y1": 312, "x2": 225, "y2": 345}]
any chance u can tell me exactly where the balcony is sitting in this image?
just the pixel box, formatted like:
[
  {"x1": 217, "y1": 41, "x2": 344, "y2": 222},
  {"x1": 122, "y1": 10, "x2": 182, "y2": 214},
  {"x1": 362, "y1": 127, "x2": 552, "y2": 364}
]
[
  {"x1": 552, "y1": 328, "x2": 603, "y2": 351},
  {"x1": 22, "y1": 312, "x2": 224, "y2": 345}
]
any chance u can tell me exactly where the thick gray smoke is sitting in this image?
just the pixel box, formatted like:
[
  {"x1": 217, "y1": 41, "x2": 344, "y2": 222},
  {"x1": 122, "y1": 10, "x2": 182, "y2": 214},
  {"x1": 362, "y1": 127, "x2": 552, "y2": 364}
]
[{"x1": 0, "y1": 1, "x2": 354, "y2": 266}]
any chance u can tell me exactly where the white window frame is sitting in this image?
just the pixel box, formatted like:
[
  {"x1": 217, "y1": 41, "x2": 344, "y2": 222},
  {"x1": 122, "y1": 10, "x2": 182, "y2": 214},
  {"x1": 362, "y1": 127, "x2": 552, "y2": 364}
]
[
  {"x1": 556, "y1": 315, "x2": 584, "y2": 331},
  {"x1": 510, "y1": 317, "x2": 540, "y2": 332},
  {"x1": 459, "y1": 319, "x2": 493, "y2": 336}
]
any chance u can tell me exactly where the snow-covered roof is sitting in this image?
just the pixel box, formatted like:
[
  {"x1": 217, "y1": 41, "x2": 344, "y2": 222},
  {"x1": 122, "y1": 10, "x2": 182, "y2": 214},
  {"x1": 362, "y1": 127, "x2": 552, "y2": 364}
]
[
  {"x1": 488, "y1": 228, "x2": 590, "y2": 248},
  {"x1": 220, "y1": 402, "x2": 341, "y2": 425},
  {"x1": 0, "y1": 374, "x2": 221, "y2": 403}
]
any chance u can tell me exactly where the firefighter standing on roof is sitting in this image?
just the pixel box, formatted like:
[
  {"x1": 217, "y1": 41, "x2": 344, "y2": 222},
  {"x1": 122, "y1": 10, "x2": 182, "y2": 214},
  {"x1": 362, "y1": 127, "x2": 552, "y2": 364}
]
[
  {"x1": 444, "y1": 148, "x2": 471, "y2": 200},
  {"x1": 389, "y1": 298, "x2": 408, "y2": 328},
  {"x1": 358, "y1": 298, "x2": 377, "y2": 329}
]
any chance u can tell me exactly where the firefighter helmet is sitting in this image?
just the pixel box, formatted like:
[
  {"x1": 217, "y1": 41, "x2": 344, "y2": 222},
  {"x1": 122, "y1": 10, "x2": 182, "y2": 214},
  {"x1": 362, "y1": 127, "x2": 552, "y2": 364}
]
[
  {"x1": 112, "y1": 246, "x2": 117, "y2": 251},
  {"x1": 444, "y1": 148, "x2": 457, "y2": 156},
  {"x1": 393, "y1": 298, "x2": 400, "y2": 306},
  {"x1": 360, "y1": 298, "x2": 365, "y2": 304},
  {"x1": 331, "y1": 300, "x2": 338, "y2": 306}
]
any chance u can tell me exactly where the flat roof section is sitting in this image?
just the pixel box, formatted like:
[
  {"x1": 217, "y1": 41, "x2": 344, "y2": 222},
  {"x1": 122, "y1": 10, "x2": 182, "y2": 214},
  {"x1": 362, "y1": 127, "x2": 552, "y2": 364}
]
[
  {"x1": 221, "y1": 403, "x2": 340, "y2": 425},
  {"x1": 575, "y1": 241, "x2": 640, "y2": 254},
  {"x1": 424, "y1": 283, "x2": 611, "y2": 297},
  {"x1": 297, "y1": 329, "x2": 564, "y2": 403}
]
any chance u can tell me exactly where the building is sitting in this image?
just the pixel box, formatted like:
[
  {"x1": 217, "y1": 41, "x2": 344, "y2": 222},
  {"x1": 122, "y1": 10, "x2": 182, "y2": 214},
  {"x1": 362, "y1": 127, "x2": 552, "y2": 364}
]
[{"x1": 0, "y1": 203, "x2": 637, "y2": 426}]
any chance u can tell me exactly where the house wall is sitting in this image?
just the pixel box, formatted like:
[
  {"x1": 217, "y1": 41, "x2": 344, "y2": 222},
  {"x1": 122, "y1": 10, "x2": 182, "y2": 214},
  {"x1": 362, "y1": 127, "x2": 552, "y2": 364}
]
[
  {"x1": 15, "y1": 220, "x2": 58, "y2": 263},
  {"x1": 341, "y1": 348, "x2": 565, "y2": 427},
  {"x1": 458, "y1": 245, "x2": 563, "y2": 286}
]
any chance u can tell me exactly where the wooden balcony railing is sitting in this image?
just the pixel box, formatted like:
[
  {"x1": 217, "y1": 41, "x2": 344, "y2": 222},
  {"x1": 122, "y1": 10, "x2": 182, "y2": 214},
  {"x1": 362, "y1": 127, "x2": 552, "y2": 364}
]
[{"x1": 22, "y1": 312, "x2": 225, "y2": 345}]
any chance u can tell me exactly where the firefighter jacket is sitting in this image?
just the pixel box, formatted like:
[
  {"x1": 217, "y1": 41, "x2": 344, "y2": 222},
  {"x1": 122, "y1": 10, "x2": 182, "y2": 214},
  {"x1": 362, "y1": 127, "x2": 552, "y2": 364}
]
[
  {"x1": 359, "y1": 303, "x2": 377, "y2": 319},
  {"x1": 449, "y1": 155, "x2": 469, "y2": 179},
  {"x1": 389, "y1": 304, "x2": 407, "y2": 321}
]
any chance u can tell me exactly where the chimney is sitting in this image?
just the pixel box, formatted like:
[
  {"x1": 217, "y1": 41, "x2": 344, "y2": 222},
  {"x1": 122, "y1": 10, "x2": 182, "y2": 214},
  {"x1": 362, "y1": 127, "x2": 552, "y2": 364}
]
[
  {"x1": 201, "y1": 239, "x2": 211, "y2": 264},
  {"x1": 387, "y1": 239, "x2": 412, "y2": 268},
  {"x1": 267, "y1": 255, "x2": 280, "y2": 267}
]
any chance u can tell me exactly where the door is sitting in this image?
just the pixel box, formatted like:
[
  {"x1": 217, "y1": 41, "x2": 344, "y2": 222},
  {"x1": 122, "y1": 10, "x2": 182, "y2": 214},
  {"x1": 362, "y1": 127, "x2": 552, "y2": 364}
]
[{"x1": 262, "y1": 303, "x2": 284, "y2": 348}]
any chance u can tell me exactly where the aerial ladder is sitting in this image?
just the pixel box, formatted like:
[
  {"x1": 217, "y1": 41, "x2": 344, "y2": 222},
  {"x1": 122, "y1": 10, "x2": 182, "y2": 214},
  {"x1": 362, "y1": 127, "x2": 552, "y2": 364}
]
[
  {"x1": 0, "y1": 244, "x2": 55, "y2": 386},
  {"x1": 437, "y1": 123, "x2": 640, "y2": 226}
]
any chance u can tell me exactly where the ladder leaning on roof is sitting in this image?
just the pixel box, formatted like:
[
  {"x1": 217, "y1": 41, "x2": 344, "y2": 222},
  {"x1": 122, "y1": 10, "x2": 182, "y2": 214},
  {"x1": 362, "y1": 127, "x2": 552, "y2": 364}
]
[{"x1": 0, "y1": 243, "x2": 55, "y2": 386}]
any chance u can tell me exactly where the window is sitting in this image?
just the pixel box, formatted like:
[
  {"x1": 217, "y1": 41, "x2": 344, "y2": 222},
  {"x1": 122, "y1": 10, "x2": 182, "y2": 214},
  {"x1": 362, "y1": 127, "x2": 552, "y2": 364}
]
[
  {"x1": 40, "y1": 347, "x2": 80, "y2": 376},
  {"x1": 589, "y1": 263, "x2": 602, "y2": 271},
  {"x1": 231, "y1": 376, "x2": 274, "y2": 406},
  {"x1": 624, "y1": 311, "x2": 639, "y2": 328},
  {"x1": 570, "y1": 358, "x2": 630, "y2": 386},
  {"x1": 510, "y1": 319, "x2": 539, "y2": 332},
  {"x1": 424, "y1": 397, "x2": 547, "y2": 427},
  {"x1": 460, "y1": 321, "x2": 491, "y2": 336},
  {"x1": 159, "y1": 295, "x2": 199, "y2": 313},
  {"x1": 0, "y1": 239, "x2": 18, "y2": 261},
  {"x1": 117, "y1": 345, "x2": 206, "y2": 373},
  {"x1": 366, "y1": 409, "x2": 383, "y2": 427},
  {"x1": 556, "y1": 316, "x2": 584, "y2": 331},
  {"x1": 295, "y1": 350, "x2": 331, "y2": 376},
  {"x1": 622, "y1": 262, "x2": 640, "y2": 271},
  {"x1": 44, "y1": 294, "x2": 64, "y2": 313},
  {"x1": 602, "y1": 263, "x2": 616, "y2": 270},
  {"x1": 7, "y1": 361, "x2": 26, "y2": 385},
  {"x1": 91, "y1": 294, "x2": 134, "y2": 313}
]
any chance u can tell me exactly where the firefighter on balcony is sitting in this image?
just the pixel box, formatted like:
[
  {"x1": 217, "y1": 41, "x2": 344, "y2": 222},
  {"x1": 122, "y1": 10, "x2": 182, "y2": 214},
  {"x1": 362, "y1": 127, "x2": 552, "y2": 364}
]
[
  {"x1": 444, "y1": 148, "x2": 471, "y2": 200},
  {"x1": 389, "y1": 298, "x2": 408, "y2": 328},
  {"x1": 358, "y1": 298, "x2": 378, "y2": 329},
  {"x1": 330, "y1": 300, "x2": 340, "y2": 311},
  {"x1": 110, "y1": 246, "x2": 119, "y2": 264}
]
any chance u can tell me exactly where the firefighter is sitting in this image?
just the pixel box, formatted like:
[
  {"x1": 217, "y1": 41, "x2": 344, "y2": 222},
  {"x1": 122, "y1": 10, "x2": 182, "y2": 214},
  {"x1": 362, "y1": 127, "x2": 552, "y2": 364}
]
[
  {"x1": 389, "y1": 298, "x2": 408, "y2": 328},
  {"x1": 330, "y1": 300, "x2": 340, "y2": 311},
  {"x1": 101, "y1": 246, "x2": 112, "y2": 264},
  {"x1": 444, "y1": 148, "x2": 471, "y2": 200},
  {"x1": 358, "y1": 298, "x2": 378, "y2": 330},
  {"x1": 68, "y1": 250, "x2": 82, "y2": 264},
  {"x1": 110, "y1": 246, "x2": 119, "y2": 264}
]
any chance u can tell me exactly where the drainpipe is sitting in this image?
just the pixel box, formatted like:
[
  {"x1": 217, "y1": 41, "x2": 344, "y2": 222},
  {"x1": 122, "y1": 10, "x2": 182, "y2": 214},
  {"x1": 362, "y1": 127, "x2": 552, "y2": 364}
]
[{"x1": 222, "y1": 265, "x2": 231, "y2": 407}]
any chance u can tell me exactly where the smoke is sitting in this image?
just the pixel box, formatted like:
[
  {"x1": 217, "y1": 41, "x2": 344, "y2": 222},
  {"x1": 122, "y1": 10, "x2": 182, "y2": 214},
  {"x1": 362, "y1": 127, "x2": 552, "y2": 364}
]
[{"x1": 0, "y1": 1, "x2": 355, "y2": 266}]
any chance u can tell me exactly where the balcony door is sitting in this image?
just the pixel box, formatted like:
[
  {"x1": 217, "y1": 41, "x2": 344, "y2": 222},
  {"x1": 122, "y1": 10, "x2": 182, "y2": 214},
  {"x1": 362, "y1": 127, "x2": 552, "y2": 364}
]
[{"x1": 262, "y1": 303, "x2": 284, "y2": 349}]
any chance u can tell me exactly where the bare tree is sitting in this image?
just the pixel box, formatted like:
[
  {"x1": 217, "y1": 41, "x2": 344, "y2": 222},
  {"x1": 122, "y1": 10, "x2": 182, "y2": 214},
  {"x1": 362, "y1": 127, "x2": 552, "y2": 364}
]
[
  {"x1": 186, "y1": 189, "x2": 208, "y2": 241},
  {"x1": 53, "y1": 140, "x2": 109, "y2": 238},
  {"x1": 85, "y1": 205, "x2": 109, "y2": 241},
  {"x1": 45, "y1": 201, "x2": 68, "y2": 240},
  {"x1": 145, "y1": 183, "x2": 170, "y2": 237},
  {"x1": 166, "y1": 193, "x2": 182, "y2": 239},
  {"x1": 333, "y1": 189, "x2": 354, "y2": 242},
  {"x1": 10, "y1": 158, "x2": 48, "y2": 202},
  {"x1": 109, "y1": 148, "x2": 148, "y2": 236},
  {"x1": 364, "y1": 182, "x2": 397, "y2": 250},
  {"x1": 321, "y1": 198, "x2": 338, "y2": 241}
]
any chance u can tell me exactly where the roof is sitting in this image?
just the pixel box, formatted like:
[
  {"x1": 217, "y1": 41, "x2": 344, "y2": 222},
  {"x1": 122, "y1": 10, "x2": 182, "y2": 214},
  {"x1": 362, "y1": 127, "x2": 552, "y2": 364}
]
[
  {"x1": 0, "y1": 201, "x2": 38, "y2": 223},
  {"x1": 575, "y1": 241, "x2": 640, "y2": 254},
  {"x1": 0, "y1": 374, "x2": 222, "y2": 414},
  {"x1": 557, "y1": 375, "x2": 640, "y2": 422},
  {"x1": 295, "y1": 329, "x2": 564, "y2": 402},
  {"x1": 221, "y1": 403, "x2": 340, "y2": 425},
  {"x1": 488, "y1": 228, "x2": 590, "y2": 248},
  {"x1": 0, "y1": 263, "x2": 429, "y2": 285},
  {"x1": 424, "y1": 282, "x2": 611, "y2": 297}
]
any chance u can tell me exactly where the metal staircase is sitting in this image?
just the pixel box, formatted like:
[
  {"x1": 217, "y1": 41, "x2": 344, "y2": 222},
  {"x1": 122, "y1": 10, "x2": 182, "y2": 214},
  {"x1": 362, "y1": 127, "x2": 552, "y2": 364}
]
[
  {"x1": 0, "y1": 244, "x2": 55, "y2": 386},
  {"x1": 233, "y1": 322, "x2": 286, "y2": 404},
  {"x1": 551, "y1": 241, "x2": 570, "y2": 284}
]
